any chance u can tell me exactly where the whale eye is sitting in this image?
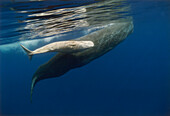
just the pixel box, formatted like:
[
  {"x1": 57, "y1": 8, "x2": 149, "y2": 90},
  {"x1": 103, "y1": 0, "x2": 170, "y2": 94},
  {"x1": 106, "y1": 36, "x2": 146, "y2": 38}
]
[
  {"x1": 50, "y1": 47, "x2": 54, "y2": 50},
  {"x1": 70, "y1": 44, "x2": 76, "y2": 47}
]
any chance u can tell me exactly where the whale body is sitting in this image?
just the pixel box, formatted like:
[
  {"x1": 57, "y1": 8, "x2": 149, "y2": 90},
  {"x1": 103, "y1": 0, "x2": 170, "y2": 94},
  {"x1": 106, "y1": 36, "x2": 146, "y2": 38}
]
[
  {"x1": 24, "y1": 0, "x2": 134, "y2": 102},
  {"x1": 20, "y1": 40, "x2": 94, "y2": 60},
  {"x1": 30, "y1": 21, "x2": 134, "y2": 102}
]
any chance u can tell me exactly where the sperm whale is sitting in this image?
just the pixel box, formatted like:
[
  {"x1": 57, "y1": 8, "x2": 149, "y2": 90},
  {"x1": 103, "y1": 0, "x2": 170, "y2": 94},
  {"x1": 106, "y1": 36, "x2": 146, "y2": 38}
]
[
  {"x1": 20, "y1": 40, "x2": 94, "y2": 60},
  {"x1": 30, "y1": 21, "x2": 133, "y2": 102}
]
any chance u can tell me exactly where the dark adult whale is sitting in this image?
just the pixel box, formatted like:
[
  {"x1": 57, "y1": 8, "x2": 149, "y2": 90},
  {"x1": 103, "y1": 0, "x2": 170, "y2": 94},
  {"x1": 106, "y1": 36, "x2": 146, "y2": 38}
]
[
  {"x1": 23, "y1": 0, "x2": 134, "y2": 101},
  {"x1": 30, "y1": 21, "x2": 134, "y2": 101}
]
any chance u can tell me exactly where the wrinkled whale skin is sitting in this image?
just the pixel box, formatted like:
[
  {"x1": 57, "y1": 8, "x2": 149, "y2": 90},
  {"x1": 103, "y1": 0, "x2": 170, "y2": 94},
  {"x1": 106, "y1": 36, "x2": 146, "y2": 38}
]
[{"x1": 31, "y1": 21, "x2": 134, "y2": 100}]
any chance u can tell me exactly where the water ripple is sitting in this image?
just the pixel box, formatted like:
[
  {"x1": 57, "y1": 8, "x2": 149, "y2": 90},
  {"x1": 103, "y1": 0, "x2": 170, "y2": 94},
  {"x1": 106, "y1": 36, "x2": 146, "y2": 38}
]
[{"x1": 0, "y1": 0, "x2": 130, "y2": 45}]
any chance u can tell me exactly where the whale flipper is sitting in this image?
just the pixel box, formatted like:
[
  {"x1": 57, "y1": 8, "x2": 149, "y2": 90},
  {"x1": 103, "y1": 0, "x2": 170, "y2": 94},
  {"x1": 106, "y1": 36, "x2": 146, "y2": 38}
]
[{"x1": 20, "y1": 44, "x2": 33, "y2": 60}]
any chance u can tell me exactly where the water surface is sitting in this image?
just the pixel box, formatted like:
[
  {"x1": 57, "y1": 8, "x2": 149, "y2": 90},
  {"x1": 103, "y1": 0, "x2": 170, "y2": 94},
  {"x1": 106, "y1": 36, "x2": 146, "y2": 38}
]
[{"x1": 0, "y1": 0, "x2": 169, "y2": 116}]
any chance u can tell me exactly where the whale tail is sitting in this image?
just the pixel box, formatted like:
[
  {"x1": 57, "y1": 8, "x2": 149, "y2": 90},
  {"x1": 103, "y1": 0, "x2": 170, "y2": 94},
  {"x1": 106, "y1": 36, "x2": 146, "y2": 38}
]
[
  {"x1": 30, "y1": 76, "x2": 38, "y2": 103},
  {"x1": 20, "y1": 44, "x2": 33, "y2": 60}
]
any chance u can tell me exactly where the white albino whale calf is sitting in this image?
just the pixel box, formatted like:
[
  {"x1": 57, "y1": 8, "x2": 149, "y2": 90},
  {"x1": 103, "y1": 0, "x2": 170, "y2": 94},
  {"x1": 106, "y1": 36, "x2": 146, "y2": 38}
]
[{"x1": 20, "y1": 40, "x2": 94, "y2": 60}]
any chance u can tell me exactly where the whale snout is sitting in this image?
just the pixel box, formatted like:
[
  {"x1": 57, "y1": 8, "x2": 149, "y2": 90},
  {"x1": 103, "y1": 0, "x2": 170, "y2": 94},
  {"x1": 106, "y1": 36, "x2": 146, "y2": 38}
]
[
  {"x1": 82, "y1": 41, "x2": 94, "y2": 48},
  {"x1": 88, "y1": 41, "x2": 94, "y2": 47}
]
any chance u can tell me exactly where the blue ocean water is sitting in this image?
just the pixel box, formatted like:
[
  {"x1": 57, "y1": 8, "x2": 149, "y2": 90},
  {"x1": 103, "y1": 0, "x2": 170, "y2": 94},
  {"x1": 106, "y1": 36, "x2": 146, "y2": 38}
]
[{"x1": 0, "y1": 0, "x2": 170, "y2": 116}]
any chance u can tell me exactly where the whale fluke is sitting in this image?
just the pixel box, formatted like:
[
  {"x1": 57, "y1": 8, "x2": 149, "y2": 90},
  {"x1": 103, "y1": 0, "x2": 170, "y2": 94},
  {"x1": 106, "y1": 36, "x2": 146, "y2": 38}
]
[
  {"x1": 20, "y1": 44, "x2": 33, "y2": 60},
  {"x1": 30, "y1": 76, "x2": 38, "y2": 103}
]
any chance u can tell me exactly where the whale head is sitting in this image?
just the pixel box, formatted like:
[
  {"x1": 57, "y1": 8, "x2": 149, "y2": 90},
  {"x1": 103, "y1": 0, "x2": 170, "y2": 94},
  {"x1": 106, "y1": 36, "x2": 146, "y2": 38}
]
[
  {"x1": 77, "y1": 41, "x2": 94, "y2": 49},
  {"x1": 68, "y1": 41, "x2": 94, "y2": 53},
  {"x1": 55, "y1": 41, "x2": 94, "y2": 53}
]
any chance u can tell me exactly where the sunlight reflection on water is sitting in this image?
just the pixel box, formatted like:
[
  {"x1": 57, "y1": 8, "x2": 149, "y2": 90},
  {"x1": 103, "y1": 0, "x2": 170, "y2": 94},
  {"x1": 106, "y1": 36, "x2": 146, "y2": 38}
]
[{"x1": 0, "y1": 0, "x2": 130, "y2": 45}]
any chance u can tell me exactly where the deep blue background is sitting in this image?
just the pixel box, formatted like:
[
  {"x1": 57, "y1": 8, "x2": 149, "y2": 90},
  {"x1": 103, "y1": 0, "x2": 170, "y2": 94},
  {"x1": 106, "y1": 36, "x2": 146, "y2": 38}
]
[{"x1": 0, "y1": 1, "x2": 170, "y2": 116}]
